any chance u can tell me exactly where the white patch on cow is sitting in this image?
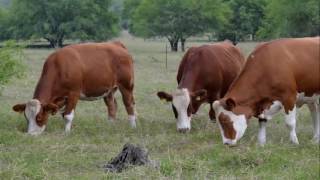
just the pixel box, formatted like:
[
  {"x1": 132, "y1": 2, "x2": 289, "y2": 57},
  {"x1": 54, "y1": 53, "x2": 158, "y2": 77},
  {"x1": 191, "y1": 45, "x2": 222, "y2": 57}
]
[
  {"x1": 258, "y1": 101, "x2": 283, "y2": 120},
  {"x1": 25, "y1": 99, "x2": 45, "y2": 135},
  {"x1": 212, "y1": 101, "x2": 247, "y2": 145},
  {"x1": 64, "y1": 110, "x2": 74, "y2": 133},
  {"x1": 258, "y1": 120, "x2": 267, "y2": 145},
  {"x1": 284, "y1": 105, "x2": 299, "y2": 144},
  {"x1": 80, "y1": 90, "x2": 112, "y2": 101},
  {"x1": 297, "y1": 92, "x2": 320, "y2": 143},
  {"x1": 128, "y1": 115, "x2": 136, "y2": 128},
  {"x1": 307, "y1": 102, "x2": 320, "y2": 143},
  {"x1": 172, "y1": 88, "x2": 191, "y2": 131}
]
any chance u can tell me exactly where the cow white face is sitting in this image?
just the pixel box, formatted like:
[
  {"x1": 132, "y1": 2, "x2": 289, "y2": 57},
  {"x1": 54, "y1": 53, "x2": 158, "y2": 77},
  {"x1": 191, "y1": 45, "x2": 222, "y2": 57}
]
[
  {"x1": 212, "y1": 99, "x2": 248, "y2": 145},
  {"x1": 24, "y1": 99, "x2": 45, "y2": 135},
  {"x1": 172, "y1": 89, "x2": 192, "y2": 132},
  {"x1": 157, "y1": 88, "x2": 207, "y2": 133},
  {"x1": 13, "y1": 99, "x2": 59, "y2": 135}
]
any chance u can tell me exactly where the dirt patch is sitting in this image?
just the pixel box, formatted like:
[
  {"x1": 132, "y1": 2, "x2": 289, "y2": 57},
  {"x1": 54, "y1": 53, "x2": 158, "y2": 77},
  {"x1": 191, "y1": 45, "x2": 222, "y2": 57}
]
[{"x1": 103, "y1": 143, "x2": 158, "y2": 173}]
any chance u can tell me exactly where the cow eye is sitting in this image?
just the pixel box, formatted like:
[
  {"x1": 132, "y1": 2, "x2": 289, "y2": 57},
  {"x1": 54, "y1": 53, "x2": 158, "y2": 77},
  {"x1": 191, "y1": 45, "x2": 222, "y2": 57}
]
[{"x1": 172, "y1": 105, "x2": 178, "y2": 119}]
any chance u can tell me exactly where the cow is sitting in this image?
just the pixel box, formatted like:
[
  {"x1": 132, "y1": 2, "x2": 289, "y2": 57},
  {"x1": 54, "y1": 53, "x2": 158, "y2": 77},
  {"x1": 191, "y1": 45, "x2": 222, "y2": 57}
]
[
  {"x1": 12, "y1": 41, "x2": 136, "y2": 135},
  {"x1": 157, "y1": 41, "x2": 245, "y2": 133},
  {"x1": 212, "y1": 37, "x2": 320, "y2": 145}
]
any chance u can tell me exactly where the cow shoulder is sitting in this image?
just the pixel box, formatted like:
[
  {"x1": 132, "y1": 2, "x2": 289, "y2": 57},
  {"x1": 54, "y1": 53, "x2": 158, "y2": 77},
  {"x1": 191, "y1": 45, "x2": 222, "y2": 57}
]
[{"x1": 177, "y1": 47, "x2": 196, "y2": 83}]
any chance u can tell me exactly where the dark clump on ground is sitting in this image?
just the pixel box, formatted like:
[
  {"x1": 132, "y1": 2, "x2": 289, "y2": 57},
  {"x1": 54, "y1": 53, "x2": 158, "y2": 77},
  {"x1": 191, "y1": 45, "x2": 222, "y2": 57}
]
[{"x1": 103, "y1": 143, "x2": 157, "y2": 173}]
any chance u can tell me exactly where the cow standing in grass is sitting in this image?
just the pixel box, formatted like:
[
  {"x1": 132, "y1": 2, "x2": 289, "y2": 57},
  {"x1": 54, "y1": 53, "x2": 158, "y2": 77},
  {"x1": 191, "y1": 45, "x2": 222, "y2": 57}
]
[
  {"x1": 212, "y1": 37, "x2": 320, "y2": 145},
  {"x1": 157, "y1": 41, "x2": 245, "y2": 132},
  {"x1": 13, "y1": 41, "x2": 136, "y2": 135}
]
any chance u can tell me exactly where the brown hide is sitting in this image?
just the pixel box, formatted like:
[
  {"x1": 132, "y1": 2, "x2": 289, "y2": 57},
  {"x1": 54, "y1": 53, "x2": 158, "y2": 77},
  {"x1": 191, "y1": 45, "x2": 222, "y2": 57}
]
[
  {"x1": 32, "y1": 41, "x2": 134, "y2": 125},
  {"x1": 222, "y1": 37, "x2": 320, "y2": 117},
  {"x1": 177, "y1": 41, "x2": 245, "y2": 116}
]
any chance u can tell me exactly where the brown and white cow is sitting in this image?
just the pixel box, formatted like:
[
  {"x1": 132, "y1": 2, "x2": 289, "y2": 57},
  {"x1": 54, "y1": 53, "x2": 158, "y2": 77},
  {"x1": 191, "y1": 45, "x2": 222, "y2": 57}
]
[
  {"x1": 13, "y1": 41, "x2": 136, "y2": 135},
  {"x1": 212, "y1": 37, "x2": 320, "y2": 145},
  {"x1": 157, "y1": 41, "x2": 245, "y2": 132}
]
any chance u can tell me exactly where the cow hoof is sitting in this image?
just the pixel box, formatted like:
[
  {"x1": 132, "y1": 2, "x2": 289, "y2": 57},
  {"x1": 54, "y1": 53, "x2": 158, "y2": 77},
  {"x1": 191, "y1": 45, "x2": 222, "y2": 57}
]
[{"x1": 178, "y1": 128, "x2": 190, "y2": 133}]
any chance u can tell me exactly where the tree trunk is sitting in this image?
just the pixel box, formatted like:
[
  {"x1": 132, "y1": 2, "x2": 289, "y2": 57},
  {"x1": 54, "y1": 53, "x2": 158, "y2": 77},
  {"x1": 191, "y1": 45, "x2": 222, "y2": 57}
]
[
  {"x1": 168, "y1": 38, "x2": 179, "y2": 52},
  {"x1": 48, "y1": 39, "x2": 57, "y2": 48},
  {"x1": 58, "y1": 38, "x2": 63, "y2": 47},
  {"x1": 180, "y1": 38, "x2": 186, "y2": 52}
]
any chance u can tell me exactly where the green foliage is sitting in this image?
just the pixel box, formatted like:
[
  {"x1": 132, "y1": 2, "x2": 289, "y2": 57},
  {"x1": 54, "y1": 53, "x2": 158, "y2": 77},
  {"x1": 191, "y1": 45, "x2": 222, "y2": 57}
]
[
  {"x1": 217, "y1": 0, "x2": 267, "y2": 41},
  {"x1": 257, "y1": 0, "x2": 320, "y2": 39},
  {"x1": 122, "y1": 0, "x2": 142, "y2": 30},
  {"x1": 129, "y1": 0, "x2": 230, "y2": 51},
  {"x1": 0, "y1": 8, "x2": 11, "y2": 41},
  {"x1": 0, "y1": 40, "x2": 24, "y2": 90},
  {"x1": 7, "y1": 0, "x2": 119, "y2": 47}
]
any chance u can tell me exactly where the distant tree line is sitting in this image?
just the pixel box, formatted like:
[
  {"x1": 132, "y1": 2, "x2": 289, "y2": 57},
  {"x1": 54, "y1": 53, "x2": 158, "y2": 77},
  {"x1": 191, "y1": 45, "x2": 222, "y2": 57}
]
[
  {"x1": 0, "y1": 0, "x2": 319, "y2": 51},
  {"x1": 0, "y1": 0, "x2": 119, "y2": 48},
  {"x1": 123, "y1": 0, "x2": 319, "y2": 51}
]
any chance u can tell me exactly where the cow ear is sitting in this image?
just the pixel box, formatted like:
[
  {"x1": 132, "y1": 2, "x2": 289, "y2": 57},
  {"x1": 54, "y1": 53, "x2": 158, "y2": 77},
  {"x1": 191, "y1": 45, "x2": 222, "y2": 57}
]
[
  {"x1": 225, "y1": 98, "x2": 236, "y2": 111},
  {"x1": 192, "y1": 89, "x2": 207, "y2": 101},
  {"x1": 43, "y1": 103, "x2": 59, "y2": 115},
  {"x1": 157, "y1": 91, "x2": 173, "y2": 102},
  {"x1": 12, "y1": 104, "x2": 26, "y2": 113}
]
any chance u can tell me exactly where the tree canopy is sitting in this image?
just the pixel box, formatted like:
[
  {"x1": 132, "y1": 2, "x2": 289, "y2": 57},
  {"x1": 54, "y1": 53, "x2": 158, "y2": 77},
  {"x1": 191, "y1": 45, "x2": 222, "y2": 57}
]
[
  {"x1": 128, "y1": 0, "x2": 230, "y2": 51},
  {"x1": 0, "y1": 0, "x2": 318, "y2": 50},
  {"x1": 7, "y1": 0, "x2": 119, "y2": 47},
  {"x1": 257, "y1": 0, "x2": 320, "y2": 39}
]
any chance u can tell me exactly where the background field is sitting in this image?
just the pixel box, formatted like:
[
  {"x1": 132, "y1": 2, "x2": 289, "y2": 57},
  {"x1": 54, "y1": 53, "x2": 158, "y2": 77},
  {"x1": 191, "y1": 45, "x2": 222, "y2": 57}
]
[{"x1": 0, "y1": 36, "x2": 319, "y2": 179}]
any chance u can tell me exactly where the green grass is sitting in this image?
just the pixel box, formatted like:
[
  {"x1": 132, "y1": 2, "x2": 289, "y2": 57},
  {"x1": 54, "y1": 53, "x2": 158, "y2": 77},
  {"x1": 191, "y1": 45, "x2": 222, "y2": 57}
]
[{"x1": 0, "y1": 37, "x2": 319, "y2": 179}]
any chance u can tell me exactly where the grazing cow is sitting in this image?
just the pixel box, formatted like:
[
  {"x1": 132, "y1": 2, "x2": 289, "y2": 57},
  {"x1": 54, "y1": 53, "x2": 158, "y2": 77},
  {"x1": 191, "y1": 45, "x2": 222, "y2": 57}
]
[
  {"x1": 157, "y1": 41, "x2": 245, "y2": 132},
  {"x1": 212, "y1": 37, "x2": 320, "y2": 145},
  {"x1": 13, "y1": 41, "x2": 136, "y2": 135}
]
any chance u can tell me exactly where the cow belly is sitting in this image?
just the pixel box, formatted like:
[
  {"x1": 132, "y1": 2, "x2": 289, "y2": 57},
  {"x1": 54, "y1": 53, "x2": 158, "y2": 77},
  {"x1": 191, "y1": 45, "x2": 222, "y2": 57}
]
[
  {"x1": 296, "y1": 92, "x2": 320, "y2": 107},
  {"x1": 80, "y1": 90, "x2": 111, "y2": 101}
]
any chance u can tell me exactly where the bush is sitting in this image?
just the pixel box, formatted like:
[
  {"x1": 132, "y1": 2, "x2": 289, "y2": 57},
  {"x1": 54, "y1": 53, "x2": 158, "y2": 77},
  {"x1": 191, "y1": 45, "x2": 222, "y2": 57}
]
[{"x1": 0, "y1": 40, "x2": 24, "y2": 91}]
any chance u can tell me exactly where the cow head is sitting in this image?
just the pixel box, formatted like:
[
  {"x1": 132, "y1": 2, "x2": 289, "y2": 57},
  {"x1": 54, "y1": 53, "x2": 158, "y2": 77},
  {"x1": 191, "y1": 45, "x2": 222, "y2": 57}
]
[
  {"x1": 13, "y1": 99, "x2": 58, "y2": 135},
  {"x1": 157, "y1": 88, "x2": 207, "y2": 133},
  {"x1": 212, "y1": 98, "x2": 248, "y2": 145}
]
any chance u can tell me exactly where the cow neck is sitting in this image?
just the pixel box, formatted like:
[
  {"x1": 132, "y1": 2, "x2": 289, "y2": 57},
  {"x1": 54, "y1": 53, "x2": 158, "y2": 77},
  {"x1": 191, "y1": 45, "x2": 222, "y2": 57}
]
[
  {"x1": 33, "y1": 68, "x2": 56, "y2": 104},
  {"x1": 225, "y1": 70, "x2": 265, "y2": 118},
  {"x1": 177, "y1": 73, "x2": 197, "y2": 93}
]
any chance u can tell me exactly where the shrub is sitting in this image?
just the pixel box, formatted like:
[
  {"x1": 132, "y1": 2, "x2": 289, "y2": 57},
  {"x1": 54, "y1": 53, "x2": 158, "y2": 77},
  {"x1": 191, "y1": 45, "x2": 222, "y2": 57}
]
[{"x1": 0, "y1": 40, "x2": 24, "y2": 92}]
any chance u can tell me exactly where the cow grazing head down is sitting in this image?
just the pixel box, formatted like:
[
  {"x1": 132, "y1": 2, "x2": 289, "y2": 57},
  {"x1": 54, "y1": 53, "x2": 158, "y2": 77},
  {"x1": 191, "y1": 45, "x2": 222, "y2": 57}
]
[
  {"x1": 13, "y1": 99, "x2": 59, "y2": 135},
  {"x1": 157, "y1": 88, "x2": 207, "y2": 133},
  {"x1": 212, "y1": 98, "x2": 248, "y2": 145}
]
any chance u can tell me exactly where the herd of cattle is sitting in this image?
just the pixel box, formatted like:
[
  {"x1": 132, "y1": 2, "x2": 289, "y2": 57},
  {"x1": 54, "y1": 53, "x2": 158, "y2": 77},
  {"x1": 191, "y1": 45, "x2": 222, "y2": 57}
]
[{"x1": 12, "y1": 37, "x2": 319, "y2": 146}]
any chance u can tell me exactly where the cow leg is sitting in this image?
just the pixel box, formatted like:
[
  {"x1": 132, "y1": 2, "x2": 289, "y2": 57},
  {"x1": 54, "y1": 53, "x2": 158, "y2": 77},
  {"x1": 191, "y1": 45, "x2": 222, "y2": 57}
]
[
  {"x1": 284, "y1": 105, "x2": 299, "y2": 144},
  {"x1": 209, "y1": 103, "x2": 216, "y2": 122},
  {"x1": 63, "y1": 93, "x2": 79, "y2": 133},
  {"x1": 258, "y1": 118, "x2": 267, "y2": 145},
  {"x1": 307, "y1": 102, "x2": 320, "y2": 143},
  {"x1": 119, "y1": 85, "x2": 136, "y2": 128},
  {"x1": 103, "y1": 88, "x2": 118, "y2": 122}
]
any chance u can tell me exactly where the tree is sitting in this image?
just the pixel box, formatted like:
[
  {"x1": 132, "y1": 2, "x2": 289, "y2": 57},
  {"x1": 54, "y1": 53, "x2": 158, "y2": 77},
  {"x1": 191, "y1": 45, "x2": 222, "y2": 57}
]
[
  {"x1": 257, "y1": 0, "x2": 319, "y2": 39},
  {"x1": 130, "y1": 0, "x2": 230, "y2": 51},
  {"x1": 217, "y1": 0, "x2": 267, "y2": 42},
  {"x1": 0, "y1": 8, "x2": 11, "y2": 41},
  {"x1": 122, "y1": 0, "x2": 142, "y2": 30},
  {"x1": 7, "y1": 0, "x2": 119, "y2": 48}
]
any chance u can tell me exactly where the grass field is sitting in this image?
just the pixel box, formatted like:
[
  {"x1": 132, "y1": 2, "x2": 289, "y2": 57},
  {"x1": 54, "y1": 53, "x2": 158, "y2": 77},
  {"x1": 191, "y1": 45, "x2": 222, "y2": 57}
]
[{"x1": 0, "y1": 36, "x2": 319, "y2": 179}]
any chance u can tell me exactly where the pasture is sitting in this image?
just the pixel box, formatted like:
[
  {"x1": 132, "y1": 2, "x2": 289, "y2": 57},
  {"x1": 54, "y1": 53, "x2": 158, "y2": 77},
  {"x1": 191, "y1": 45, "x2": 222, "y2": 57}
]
[{"x1": 0, "y1": 36, "x2": 319, "y2": 179}]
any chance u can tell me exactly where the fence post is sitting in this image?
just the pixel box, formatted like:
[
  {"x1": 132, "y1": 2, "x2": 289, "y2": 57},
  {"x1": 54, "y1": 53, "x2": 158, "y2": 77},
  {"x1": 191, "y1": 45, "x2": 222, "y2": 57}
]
[{"x1": 165, "y1": 44, "x2": 168, "y2": 69}]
